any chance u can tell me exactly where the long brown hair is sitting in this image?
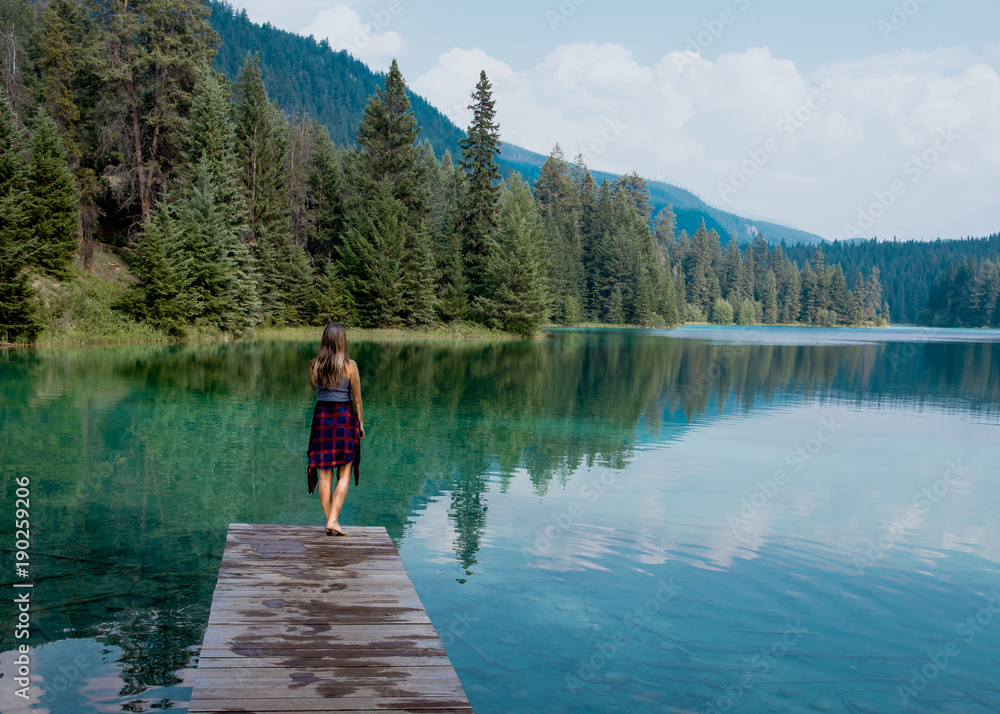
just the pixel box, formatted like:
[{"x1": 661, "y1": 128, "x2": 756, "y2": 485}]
[{"x1": 309, "y1": 323, "x2": 350, "y2": 388}]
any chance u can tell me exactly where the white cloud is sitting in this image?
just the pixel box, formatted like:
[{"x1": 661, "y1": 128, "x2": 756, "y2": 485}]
[
  {"x1": 411, "y1": 49, "x2": 514, "y2": 129},
  {"x1": 414, "y1": 42, "x2": 1000, "y2": 240},
  {"x1": 300, "y1": 4, "x2": 405, "y2": 70}
]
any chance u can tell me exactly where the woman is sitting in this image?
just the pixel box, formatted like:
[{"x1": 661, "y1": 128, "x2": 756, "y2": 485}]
[{"x1": 307, "y1": 323, "x2": 364, "y2": 536}]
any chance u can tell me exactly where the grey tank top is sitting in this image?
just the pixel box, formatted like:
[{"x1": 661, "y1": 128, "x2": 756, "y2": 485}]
[{"x1": 316, "y1": 373, "x2": 351, "y2": 402}]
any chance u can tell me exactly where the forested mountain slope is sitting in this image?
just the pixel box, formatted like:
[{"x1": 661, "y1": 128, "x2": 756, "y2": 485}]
[{"x1": 207, "y1": 1, "x2": 823, "y2": 245}]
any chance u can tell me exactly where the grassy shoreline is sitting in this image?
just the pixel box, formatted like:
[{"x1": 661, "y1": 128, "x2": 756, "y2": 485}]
[
  {"x1": 1, "y1": 247, "x2": 898, "y2": 350},
  {"x1": 5, "y1": 322, "x2": 526, "y2": 350},
  {"x1": 4, "y1": 247, "x2": 526, "y2": 349}
]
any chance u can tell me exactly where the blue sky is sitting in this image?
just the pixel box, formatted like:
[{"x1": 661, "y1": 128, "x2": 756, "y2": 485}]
[{"x1": 228, "y1": 0, "x2": 1000, "y2": 241}]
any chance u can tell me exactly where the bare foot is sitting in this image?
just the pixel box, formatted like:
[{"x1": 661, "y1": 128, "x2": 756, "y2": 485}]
[{"x1": 325, "y1": 522, "x2": 347, "y2": 536}]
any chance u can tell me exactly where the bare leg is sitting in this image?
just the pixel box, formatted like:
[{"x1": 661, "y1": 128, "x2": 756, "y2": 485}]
[
  {"x1": 326, "y1": 461, "x2": 352, "y2": 535},
  {"x1": 317, "y1": 469, "x2": 334, "y2": 525}
]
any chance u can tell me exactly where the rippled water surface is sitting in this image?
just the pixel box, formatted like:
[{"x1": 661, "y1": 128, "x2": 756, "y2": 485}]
[{"x1": 2, "y1": 326, "x2": 999, "y2": 713}]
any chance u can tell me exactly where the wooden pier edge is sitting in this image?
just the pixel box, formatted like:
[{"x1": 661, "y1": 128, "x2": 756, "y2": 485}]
[{"x1": 189, "y1": 524, "x2": 473, "y2": 713}]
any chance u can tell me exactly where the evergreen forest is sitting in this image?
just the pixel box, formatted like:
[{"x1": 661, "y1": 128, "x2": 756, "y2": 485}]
[{"x1": 1, "y1": 0, "x2": 998, "y2": 345}]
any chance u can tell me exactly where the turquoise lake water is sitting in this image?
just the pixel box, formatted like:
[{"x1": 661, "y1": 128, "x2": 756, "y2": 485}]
[{"x1": 1, "y1": 326, "x2": 999, "y2": 713}]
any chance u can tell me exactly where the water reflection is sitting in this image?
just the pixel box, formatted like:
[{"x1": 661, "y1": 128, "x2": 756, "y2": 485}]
[{"x1": 1, "y1": 327, "x2": 998, "y2": 711}]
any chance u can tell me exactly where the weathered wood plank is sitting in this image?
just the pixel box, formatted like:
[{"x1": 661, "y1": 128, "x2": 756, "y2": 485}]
[
  {"x1": 189, "y1": 524, "x2": 471, "y2": 713},
  {"x1": 192, "y1": 666, "x2": 462, "y2": 682},
  {"x1": 196, "y1": 655, "x2": 457, "y2": 668},
  {"x1": 193, "y1": 681, "x2": 467, "y2": 698},
  {"x1": 190, "y1": 701, "x2": 472, "y2": 713},
  {"x1": 205, "y1": 611, "x2": 433, "y2": 626}
]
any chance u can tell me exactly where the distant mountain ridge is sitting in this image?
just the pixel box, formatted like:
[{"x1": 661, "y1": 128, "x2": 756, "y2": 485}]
[{"x1": 208, "y1": 1, "x2": 824, "y2": 245}]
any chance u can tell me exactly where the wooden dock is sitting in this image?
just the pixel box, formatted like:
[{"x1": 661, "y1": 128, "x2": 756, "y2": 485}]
[{"x1": 189, "y1": 524, "x2": 473, "y2": 713}]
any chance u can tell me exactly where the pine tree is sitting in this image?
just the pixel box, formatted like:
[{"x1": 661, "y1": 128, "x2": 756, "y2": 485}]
[
  {"x1": 563, "y1": 294, "x2": 584, "y2": 325},
  {"x1": 307, "y1": 127, "x2": 345, "y2": 262},
  {"x1": 605, "y1": 284, "x2": 625, "y2": 325},
  {"x1": 420, "y1": 140, "x2": 446, "y2": 227},
  {"x1": 741, "y1": 241, "x2": 756, "y2": 301},
  {"x1": 684, "y1": 220, "x2": 719, "y2": 314},
  {"x1": 402, "y1": 220, "x2": 439, "y2": 327},
  {"x1": 0, "y1": 87, "x2": 39, "y2": 343},
  {"x1": 830, "y1": 265, "x2": 848, "y2": 314},
  {"x1": 751, "y1": 233, "x2": 771, "y2": 295},
  {"x1": 234, "y1": 53, "x2": 293, "y2": 320},
  {"x1": 189, "y1": 67, "x2": 247, "y2": 236},
  {"x1": 27, "y1": 110, "x2": 79, "y2": 278},
  {"x1": 353, "y1": 58, "x2": 427, "y2": 219},
  {"x1": 800, "y1": 262, "x2": 818, "y2": 324},
  {"x1": 673, "y1": 264, "x2": 687, "y2": 323},
  {"x1": 656, "y1": 263, "x2": 678, "y2": 327},
  {"x1": 763, "y1": 270, "x2": 779, "y2": 324},
  {"x1": 595, "y1": 196, "x2": 653, "y2": 320},
  {"x1": 779, "y1": 260, "x2": 802, "y2": 324},
  {"x1": 653, "y1": 206, "x2": 677, "y2": 254},
  {"x1": 176, "y1": 157, "x2": 260, "y2": 333},
  {"x1": 575, "y1": 158, "x2": 602, "y2": 314},
  {"x1": 0, "y1": 248, "x2": 40, "y2": 343},
  {"x1": 632, "y1": 259, "x2": 655, "y2": 326},
  {"x1": 535, "y1": 144, "x2": 576, "y2": 213},
  {"x1": 474, "y1": 175, "x2": 549, "y2": 336},
  {"x1": 459, "y1": 70, "x2": 502, "y2": 296},
  {"x1": 286, "y1": 112, "x2": 318, "y2": 247},
  {"x1": 338, "y1": 180, "x2": 409, "y2": 328},
  {"x1": 235, "y1": 54, "x2": 290, "y2": 242},
  {"x1": 847, "y1": 274, "x2": 865, "y2": 325},
  {"x1": 722, "y1": 239, "x2": 743, "y2": 303},
  {"x1": 127, "y1": 203, "x2": 193, "y2": 335},
  {"x1": 438, "y1": 237, "x2": 470, "y2": 322},
  {"x1": 611, "y1": 172, "x2": 652, "y2": 221},
  {"x1": 310, "y1": 259, "x2": 355, "y2": 325},
  {"x1": 435, "y1": 149, "x2": 464, "y2": 255},
  {"x1": 865, "y1": 267, "x2": 883, "y2": 321}
]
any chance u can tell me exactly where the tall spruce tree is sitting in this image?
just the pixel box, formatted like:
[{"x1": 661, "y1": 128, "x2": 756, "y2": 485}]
[
  {"x1": 683, "y1": 220, "x2": 720, "y2": 315},
  {"x1": 575, "y1": 156, "x2": 602, "y2": 315},
  {"x1": 338, "y1": 180, "x2": 409, "y2": 328},
  {"x1": 459, "y1": 70, "x2": 502, "y2": 296},
  {"x1": 189, "y1": 67, "x2": 247, "y2": 235},
  {"x1": 474, "y1": 175, "x2": 549, "y2": 336},
  {"x1": 346, "y1": 59, "x2": 434, "y2": 326},
  {"x1": 596, "y1": 197, "x2": 649, "y2": 319},
  {"x1": 0, "y1": 86, "x2": 39, "y2": 342},
  {"x1": 177, "y1": 157, "x2": 260, "y2": 333},
  {"x1": 234, "y1": 54, "x2": 289, "y2": 241},
  {"x1": 353, "y1": 58, "x2": 427, "y2": 219},
  {"x1": 234, "y1": 53, "x2": 298, "y2": 321},
  {"x1": 537, "y1": 145, "x2": 584, "y2": 323},
  {"x1": 27, "y1": 110, "x2": 79, "y2": 278},
  {"x1": 763, "y1": 270, "x2": 779, "y2": 324},
  {"x1": 401, "y1": 220, "x2": 439, "y2": 327},
  {"x1": 307, "y1": 126, "x2": 345, "y2": 262},
  {"x1": 286, "y1": 112, "x2": 318, "y2": 247},
  {"x1": 127, "y1": 202, "x2": 193, "y2": 335},
  {"x1": 655, "y1": 262, "x2": 678, "y2": 327}
]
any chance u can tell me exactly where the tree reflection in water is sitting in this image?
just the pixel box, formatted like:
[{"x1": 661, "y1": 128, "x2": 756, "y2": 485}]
[{"x1": 0, "y1": 330, "x2": 996, "y2": 699}]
